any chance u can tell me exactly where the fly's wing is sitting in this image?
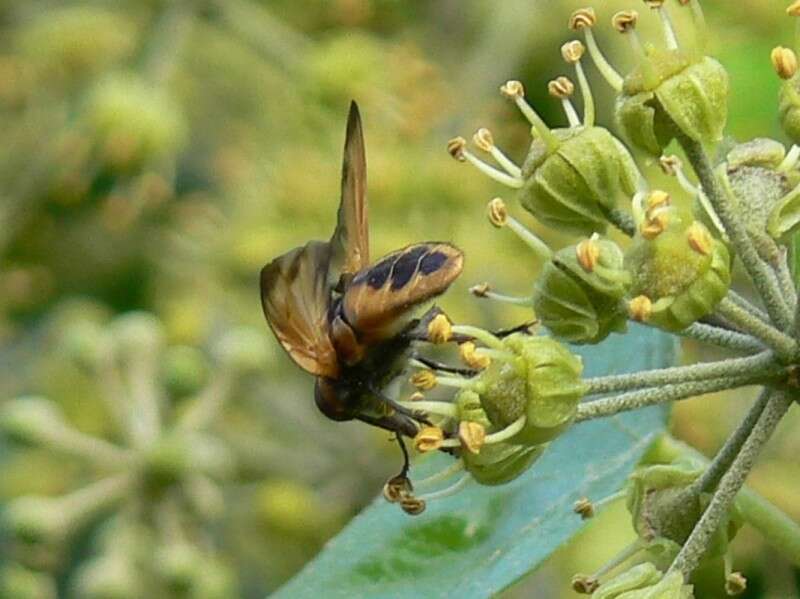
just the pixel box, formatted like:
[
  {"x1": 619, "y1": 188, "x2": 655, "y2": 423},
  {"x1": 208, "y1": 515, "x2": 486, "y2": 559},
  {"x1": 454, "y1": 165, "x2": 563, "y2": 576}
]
[
  {"x1": 260, "y1": 240, "x2": 340, "y2": 378},
  {"x1": 342, "y1": 242, "x2": 464, "y2": 339},
  {"x1": 329, "y1": 101, "x2": 369, "y2": 285}
]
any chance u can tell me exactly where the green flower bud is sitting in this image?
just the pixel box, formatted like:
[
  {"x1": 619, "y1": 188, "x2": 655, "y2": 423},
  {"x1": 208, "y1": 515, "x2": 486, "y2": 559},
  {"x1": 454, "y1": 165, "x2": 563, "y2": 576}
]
[
  {"x1": 0, "y1": 564, "x2": 57, "y2": 599},
  {"x1": 160, "y1": 345, "x2": 210, "y2": 398},
  {"x1": 627, "y1": 458, "x2": 742, "y2": 570},
  {"x1": 519, "y1": 126, "x2": 640, "y2": 236},
  {"x1": 616, "y1": 49, "x2": 728, "y2": 156},
  {"x1": 0, "y1": 396, "x2": 65, "y2": 446},
  {"x1": 86, "y1": 74, "x2": 187, "y2": 171},
  {"x1": 70, "y1": 553, "x2": 139, "y2": 599},
  {"x1": 157, "y1": 543, "x2": 205, "y2": 593},
  {"x1": 472, "y1": 335, "x2": 586, "y2": 446},
  {"x1": 142, "y1": 433, "x2": 234, "y2": 491},
  {"x1": 591, "y1": 565, "x2": 694, "y2": 599},
  {"x1": 58, "y1": 319, "x2": 110, "y2": 370},
  {"x1": 454, "y1": 390, "x2": 545, "y2": 486},
  {"x1": 256, "y1": 479, "x2": 328, "y2": 537},
  {"x1": 534, "y1": 236, "x2": 630, "y2": 343},
  {"x1": 625, "y1": 207, "x2": 731, "y2": 331},
  {"x1": 213, "y1": 326, "x2": 271, "y2": 373}
]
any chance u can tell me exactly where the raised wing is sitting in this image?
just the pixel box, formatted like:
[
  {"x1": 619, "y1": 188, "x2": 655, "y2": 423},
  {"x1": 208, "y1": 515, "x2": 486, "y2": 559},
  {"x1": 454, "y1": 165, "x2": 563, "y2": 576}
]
[
  {"x1": 260, "y1": 241, "x2": 339, "y2": 378},
  {"x1": 330, "y1": 101, "x2": 369, "y2": 285},
  {"x1": 342, "y1": 242, "x2": 464, "y2": 340}
]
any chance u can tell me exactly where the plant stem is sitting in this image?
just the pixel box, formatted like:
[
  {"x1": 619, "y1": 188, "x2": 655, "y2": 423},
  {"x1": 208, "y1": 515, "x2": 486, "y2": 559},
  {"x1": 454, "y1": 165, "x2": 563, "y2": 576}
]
[
  {"x1": 716, "y1": 298, "x2": 796, "y2": 361},
  {"x1": 676, "y1": 322, "x2": 765, "y2": 353},
  {"x1": 691, "y1": 388, "x2": 770, "y2": 494},
  {"x1": 583, "y1": 352, "x2": 776, "y2": 395},
  {"x1": 737, "y1": 486, "x2": 800, "y2": 567},
  {"x1": 668, "y1": 392, "x2": 794, "y2": 578},
  {"x1": 727, "y1": 290, "x2": 770, "y2": 323},
  {"x1": 575, "y1": 372, "x2": 781, "y2": 422},
  {"x1": 680, "y1": 136, "x2": 793, "y2": 329}
]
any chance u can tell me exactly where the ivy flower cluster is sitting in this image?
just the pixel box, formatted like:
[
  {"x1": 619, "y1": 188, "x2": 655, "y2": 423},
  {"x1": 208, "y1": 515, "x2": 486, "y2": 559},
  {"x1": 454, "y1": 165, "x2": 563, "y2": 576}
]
[
  {"x1": 0, "y1": 312, "x2": 268, "y2": 598},
  {"x1": 383, "y1": 1, "x2": 800, "y2": 596}
]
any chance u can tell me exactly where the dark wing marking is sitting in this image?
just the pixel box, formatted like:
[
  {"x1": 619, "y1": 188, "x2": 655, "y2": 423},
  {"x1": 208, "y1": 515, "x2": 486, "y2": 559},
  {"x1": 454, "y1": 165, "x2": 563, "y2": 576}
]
[
  {"x1": 343, "y1": 243, "x2": 464, "y2": 340},
  {"x1": 330, "y1": 101, "x2": 369, "y2": 284},
  {"x1": 260, "y1": 241, "x2": 339, "y2": 378}
]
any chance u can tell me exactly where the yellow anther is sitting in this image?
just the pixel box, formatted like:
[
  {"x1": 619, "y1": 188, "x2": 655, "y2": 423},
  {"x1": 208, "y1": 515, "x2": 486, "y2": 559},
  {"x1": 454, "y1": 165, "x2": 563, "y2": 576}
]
[
  {"x1": 548, "y1": 76, "x2": 575, "y2": 99},
  {"x1": 725, "y1": 572, "x2": 747, "y2": 596},
  {"x1": 458, "y1": 421, "x2": 486, "y2": 454},
  {"x1": 645, "y1": 189, "x2": 671, "y2": 212},
  {"x1": 569, "y1": 7, "x2": 596, "y2": 30},
  {"x1": 772, "y1": 46, "x2": 799, "y2": 80},
  {"x1": 612, "y1": 10, "x2": 639, "y2": 33},
  {"x1": 659, "y1": 155, "x2": 682, "y2": 176},
  {"x1": 561, "y1": 40, "x2": 586, "y2": 64},
  {"x1": 460, "y1": 341, "x2": 491, "y2": 370},
  {"x1": 470, "y1": 282, "x2": 491, "y2": 298},
  {"x1": 500, "y1": 80, "x2": 525, "y2": 99},
  {"x1": 413, "y1": 426, "x2": 444, "y2": 452},
  {"x1": 573, "y1": 497, "x2": 595, "y2": 520},
  {"x1": 382, "y1": 475, "x2": 412, "y2": 503},
  {"x1": 644, "y1": 0, "x2": 665, "y2": 8},
  {"x1": 576, "y1": 238, "x2": 600, "y2": 273},
  {"x1": 409, "y1": 391, "x2": 425, "y2": 402},
  {"x1": 629, "y1": 295, "x2": 653, "y2": 322},
  {"x1": 400, "y1": 496, "x2": 426, "y2": 515},
  {"x1": 641, "y1": 212, "x2": 669, "y2": 239},
  {"x1": 473, "y1": 128, "x2": 494, "y2": 152},
  {"x1": 427, "y1": 314, "x2": 453, "y2": 344},
  {"x1": 687, "y1": 221, "x2": 713, "y2": 256},
  {"x1": 788, "y1": 1, "x2": 800, "y2": 17},
  {"x1": 410, "y1": 370, "x2": 437, "y2": 390},
  {"x1": 571, "y1": 574, "x2": 600, "y2": 595},
  {"x1": 447, "y1": 136, "x2": 467, "y2": 161},
  {"x1": 487, "y1": 197, "x2": 508, "y2": 228}
]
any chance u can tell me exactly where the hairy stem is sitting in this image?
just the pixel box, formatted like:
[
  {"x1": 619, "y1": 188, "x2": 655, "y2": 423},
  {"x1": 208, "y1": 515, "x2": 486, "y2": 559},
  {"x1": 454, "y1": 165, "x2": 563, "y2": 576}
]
[
  {"x1": 691, "y1": 388, "x2": 770, "y2": 494},
  {"x1": 602, "y1": 206, "x2": 636, "y2": 237},
  {"x1": 584, "y1": 352, "x2": 776, "y2": 395},
  {"x1": 737, "y1": 487, "x2": 800, "y2": 567},
  {"x1": 575, "y1": 371, "x2": 782, "y2": 422},
  {"x1": 680, "y1": 136, "x2": 793, "y2": 329},
  {"x1": 716, "y1": 298, "x2": 796, "y2": 361},
  {"x1": 727, "y1": 290, "x2": 770, "y2": 323},
  {"x1": 668, "y1": 392, "x2": 794, "y2": 578},
  {"x1": 675, "y1": 322, "x2": 765, "y2": 353}
]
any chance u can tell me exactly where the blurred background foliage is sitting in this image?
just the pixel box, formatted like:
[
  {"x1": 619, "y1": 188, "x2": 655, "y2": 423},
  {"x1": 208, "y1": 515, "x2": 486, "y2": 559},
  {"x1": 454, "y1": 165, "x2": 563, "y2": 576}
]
[{"x1": 0, "y1": 0, "x2": 797, "y2": 597}]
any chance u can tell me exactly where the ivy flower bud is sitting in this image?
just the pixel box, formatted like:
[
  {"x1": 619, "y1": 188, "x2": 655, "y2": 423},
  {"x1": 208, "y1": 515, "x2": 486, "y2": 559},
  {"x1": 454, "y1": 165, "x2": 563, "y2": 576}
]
[
  {"x1": 454, "y1": 389, "x2": 545, "y2": 486},
  {"x1": 533, "y1": 237, "x2": 630, "y2": 344},
  {"x1": 0, "y1": 396, "x2": 65, "y2": 446},
  {"x1": 625, "y1": 207, "x2": 731, "y2": 331},
  {"x1": 519, "y1": 125, "x2": 641, "y2": 236},
  {"x1": 627, "y1": 458, "x2": 742, "y2": 571},
  {"x1": 472, "y1": 335, "x2": 586, "y2": 445}
]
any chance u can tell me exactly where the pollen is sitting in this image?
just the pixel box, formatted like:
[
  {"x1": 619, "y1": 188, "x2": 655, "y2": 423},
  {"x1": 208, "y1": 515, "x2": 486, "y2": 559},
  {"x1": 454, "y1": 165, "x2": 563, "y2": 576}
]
[
  {"x1": 641, "y1": 212, "x2": 669, "y2": 240},
  {"x1": 629, "y1": 295, "x2": 653, "y2": 322},
  {"x1": 458, "y1": 420, "x2": 486, "y2": 454},
  {"x1": 413, "y1": 426, "x2": 444, "y2": 452},
  {"x1": 427, "y1": 314, "x2": 453, "y2": 344},
  {"x1": 410, "y1": 370, "x2": 437, "y2": 390},
  {"x1": 446, "y1": 136, "x2": 467, "y2": 161},
  {"x1": 459, "y1": 341, "x2": 491, "y2": 370},
  {"x1": 687, "y1": 222, "x2": 713, "y2": 256},
  {"x1": 473, "y1": 128, "x2": 494, "y2": 152},
  {"x1": 569, "y1": 7, "x2": 596, "y2": 30},
  {"x1": 788, "y1": 1, "x2": 800, "y2": 17},
  {"x1": 548, "y1": 76, "x2": 575, "y2": 99},
  {"x1": 487, "y1": 197, "x2": 508, "y2": 227},
  {"x1": 772, "y1": 46, "x2": 799, "y2": 80},
  {"x1": 561, "y1": 40, "x2": 585, "y2": 64},
  {"x1": 576, "y1": 237, "x2": 600, "y2": 272},
  {"x1": 612, "y1": 10, "x2": 639, "y2": 33},
  {"x1": 645, "y1": 189, "x2": 671, "y2": 212}
]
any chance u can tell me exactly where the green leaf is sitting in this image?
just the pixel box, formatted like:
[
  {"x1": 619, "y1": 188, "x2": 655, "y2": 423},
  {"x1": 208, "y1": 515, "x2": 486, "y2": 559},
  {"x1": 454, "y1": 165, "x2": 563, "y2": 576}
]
[{"x1": 275, "y1": 325, "x2": 676, "y2": 599}]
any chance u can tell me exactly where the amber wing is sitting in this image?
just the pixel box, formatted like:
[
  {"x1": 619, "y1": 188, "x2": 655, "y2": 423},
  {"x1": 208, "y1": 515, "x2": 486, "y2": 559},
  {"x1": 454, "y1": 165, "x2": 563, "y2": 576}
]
[
  {"x1": 260, "y1": 240, "x2": 340, "y2": 378},
  {"x1": 342, "y1": 242, "x2": 463, "y2": 340},
  {"x1": 329, "y1": 101, "x2": 369, "y2": 284}
]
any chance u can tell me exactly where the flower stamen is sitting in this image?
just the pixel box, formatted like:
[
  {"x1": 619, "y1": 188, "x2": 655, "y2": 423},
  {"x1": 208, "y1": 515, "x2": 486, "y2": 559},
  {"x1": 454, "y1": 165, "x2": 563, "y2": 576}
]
[{"x1": 569, "y1": 8, "x2": 624, "y2": 91}]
